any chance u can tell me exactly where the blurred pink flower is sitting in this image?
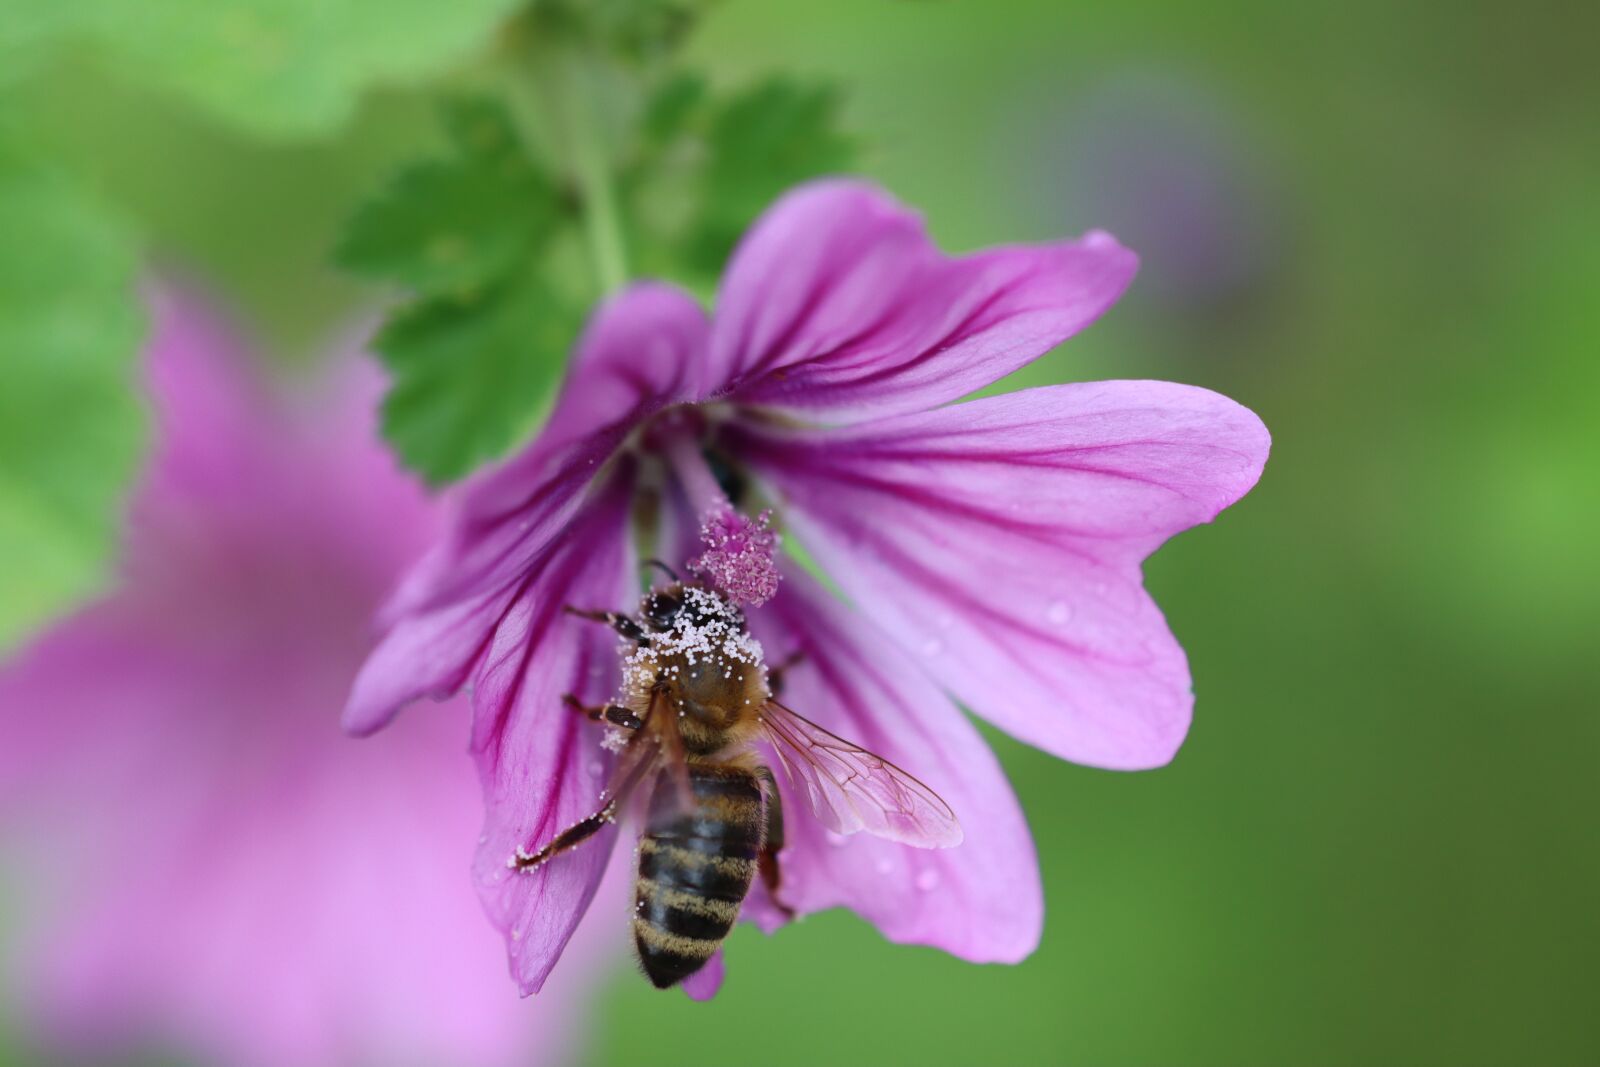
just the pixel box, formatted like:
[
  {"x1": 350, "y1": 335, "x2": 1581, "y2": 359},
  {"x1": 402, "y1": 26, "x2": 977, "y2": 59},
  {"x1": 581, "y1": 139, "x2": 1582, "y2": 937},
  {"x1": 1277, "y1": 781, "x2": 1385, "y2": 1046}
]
[
  {"x1": 344, "y1": 180, "x2": 1270, "y2": 997},
  {"x1": 0, "y1": 287, "x2": 603, "y2": 1067}
]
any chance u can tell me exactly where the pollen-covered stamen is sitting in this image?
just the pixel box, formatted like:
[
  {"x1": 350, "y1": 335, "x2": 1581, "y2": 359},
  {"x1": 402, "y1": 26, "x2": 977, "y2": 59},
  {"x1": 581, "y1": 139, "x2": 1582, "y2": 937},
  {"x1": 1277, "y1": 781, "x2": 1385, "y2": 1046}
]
[{"x1": 689, "y1": 507, "x2": 780, "y2": 607}]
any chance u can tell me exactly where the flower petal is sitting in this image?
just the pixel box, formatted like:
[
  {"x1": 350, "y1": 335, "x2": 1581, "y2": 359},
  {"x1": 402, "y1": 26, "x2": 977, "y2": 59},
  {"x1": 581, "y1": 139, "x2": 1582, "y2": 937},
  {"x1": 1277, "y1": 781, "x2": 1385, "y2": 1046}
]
[
  {"x1": 680, "y1": 950, "x2": 725, "y2": 1001},
  {"x1": 469, "y1": 472, "x2": 638, "y2": 996},
  {"x1": 344, "y1": 283, "x2": 705, "y2": 734},
  {"x1": 343, "y1": 583, "x2": 513, "y2": 736},
  {"x1": 731, "y1": 380, "x2": 1270, "y2": 770},
  {"x1": 707, "y1": 180, "x2": 1136, "y2": 422},
  {"x1": 537, "y1": 281, "x2": 709, "y2": 452},
  {"x1": 743, "y1": 568, "x2": 1042, "y2": 963},
  {"x1": 401, "y1": 282, "x2": 704, "y2": 612}
]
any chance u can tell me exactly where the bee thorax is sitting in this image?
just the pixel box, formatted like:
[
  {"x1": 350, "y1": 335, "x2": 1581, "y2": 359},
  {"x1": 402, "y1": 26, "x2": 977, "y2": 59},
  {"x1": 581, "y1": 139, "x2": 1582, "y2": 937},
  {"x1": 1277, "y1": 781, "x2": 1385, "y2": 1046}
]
[{"x1": 621, "y1": 586, "x2": 768, "y2": 750}]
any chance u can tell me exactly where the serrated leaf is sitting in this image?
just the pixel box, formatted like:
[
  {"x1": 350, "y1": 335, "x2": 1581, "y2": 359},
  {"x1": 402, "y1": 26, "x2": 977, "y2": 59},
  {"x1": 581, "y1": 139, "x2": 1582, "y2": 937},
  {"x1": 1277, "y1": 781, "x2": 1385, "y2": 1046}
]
[
  {"x1": 617, "y1": 74, "x2": 861, "y2": 287},
  {"x1": 0, "y1": 0, "x2": 524, "y2": 138},
  {"x1": 375, "y1": 273, "x2": 577, "y2": 484},
  {"x1": 688, "y1": 79, "x2": 857, "y2": 271},
  {"x1": 334, "y1": 157, "x2": 559, "y2": 296},
  {"x1": 639, "y1": 71, "x2": 708, "y2": 147},
  {"x1": 0, "y1": 137, "x2": 146, "y2": 653},
  {"x1": 527, "y1": 0, "x2": 710, "y2": 64},
  {"x1": 440, "y1": 96, "x2": 530, "y2": 165},
  {"x1": 337, "y1": 96, "x2": 582, "y2": 483}
]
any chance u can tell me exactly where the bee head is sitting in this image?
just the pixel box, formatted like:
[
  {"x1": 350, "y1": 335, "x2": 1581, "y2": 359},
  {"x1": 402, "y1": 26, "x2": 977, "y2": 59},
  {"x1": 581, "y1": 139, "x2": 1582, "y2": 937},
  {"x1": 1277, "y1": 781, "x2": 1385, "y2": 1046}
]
[
  {"x1": 641, "y1": 582, "x2": 747, "y2": 635},
  {"x1": 641, "y1": 586, "x2": 684, "y2": 631}
]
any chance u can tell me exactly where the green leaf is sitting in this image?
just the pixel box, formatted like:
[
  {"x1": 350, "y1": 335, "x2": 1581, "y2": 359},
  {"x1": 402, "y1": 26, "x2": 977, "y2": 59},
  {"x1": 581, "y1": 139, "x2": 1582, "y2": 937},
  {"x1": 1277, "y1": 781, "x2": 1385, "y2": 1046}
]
[
  {"x1": 619, "y1": 75, "x2": 859, "y2": 283},
  {"x1": 335, "y1": 99, "x2": 565, "y2": 298},
  {"x1": 336, "y1": 97, "x2": 582, "y2": 483},
  {"x1": 334, "y1": 156, "x2": 559, "y2": 296},
  {"x1": 374, "y1": 272, "x2": 578, "y2": 484},
  {"x1": 0, "y1": 136, "x2": 146, "y2": 653},
  {"x1": 440, "y1": 95, "x2": 532, "y2": 165},
  {"x1": 638, "y1": 71, "x2": 708, "y2": 148},
  {"x1": 0, "y1": 0, "x2": 524, "y2": 138},
  {"x1": 688, "y1": 78, "x2": 857, "y2": 272},
  {"x1": 524, "y1": 0, "x2": 711, "y2": 64}
]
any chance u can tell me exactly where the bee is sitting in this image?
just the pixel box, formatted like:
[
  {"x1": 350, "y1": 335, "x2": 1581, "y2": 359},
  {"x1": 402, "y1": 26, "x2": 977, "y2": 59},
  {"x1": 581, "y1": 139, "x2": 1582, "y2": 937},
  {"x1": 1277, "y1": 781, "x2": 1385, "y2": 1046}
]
[{"x1": 510, "y1": 576, "x2": 962, "y2": 989}]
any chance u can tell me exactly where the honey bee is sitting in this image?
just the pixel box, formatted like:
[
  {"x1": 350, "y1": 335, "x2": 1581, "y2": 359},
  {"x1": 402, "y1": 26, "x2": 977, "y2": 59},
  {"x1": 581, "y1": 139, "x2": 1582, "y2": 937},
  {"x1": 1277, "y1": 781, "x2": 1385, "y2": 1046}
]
[{"x1": 510, "y1": 576, "x2": 961, "y2": 989}]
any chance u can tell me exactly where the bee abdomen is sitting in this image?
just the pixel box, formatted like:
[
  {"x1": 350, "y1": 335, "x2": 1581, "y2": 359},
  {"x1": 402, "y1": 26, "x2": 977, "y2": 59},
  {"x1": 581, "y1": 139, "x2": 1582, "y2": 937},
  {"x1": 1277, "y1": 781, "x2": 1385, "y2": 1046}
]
[{"x1": 633, "y1": 767, "x2": 764, "y2": 988}]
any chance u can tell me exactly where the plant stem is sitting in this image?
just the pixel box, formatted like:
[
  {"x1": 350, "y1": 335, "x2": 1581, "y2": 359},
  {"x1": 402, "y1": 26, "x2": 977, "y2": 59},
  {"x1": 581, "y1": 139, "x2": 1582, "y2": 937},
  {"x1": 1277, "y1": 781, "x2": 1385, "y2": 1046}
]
[
  {"x1": 562, "y1": 53, "x2": 628, "y2": 296},
  {"x1": 504, "y1": 13, "x2": 629, "y2": 297}
]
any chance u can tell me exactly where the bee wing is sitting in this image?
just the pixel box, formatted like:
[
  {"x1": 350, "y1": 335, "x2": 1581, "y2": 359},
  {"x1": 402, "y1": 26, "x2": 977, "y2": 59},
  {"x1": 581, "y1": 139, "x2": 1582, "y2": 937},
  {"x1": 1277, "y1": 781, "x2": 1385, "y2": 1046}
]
[
  {"x1": 760, "y1": 700, "x2": 962, "y2": 848},
  {"x1": 610, "y1": 688, "x2": 696, "y2": 827},
  {"x1": 606, "y1": 714, "x2": 666, "y2": 809},
  {"x1": 642, "y1": 688, "x2": 695, "y2": 821}
]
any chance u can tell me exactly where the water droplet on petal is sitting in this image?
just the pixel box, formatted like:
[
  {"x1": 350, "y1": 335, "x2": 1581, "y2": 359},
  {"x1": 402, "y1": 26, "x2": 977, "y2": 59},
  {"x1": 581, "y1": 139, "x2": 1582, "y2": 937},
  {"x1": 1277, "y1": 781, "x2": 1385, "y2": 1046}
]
[
  {"x1": 875, "y1": 857, "x2": 894, "y2": 876},
  {"x1": 824, "y1": 830, "x2": 849, "y2": 848},
  {"x1": 511, "y1": 928, "x2": 522, "y2": 941},
  {"x1": 1046, "y1": 600, "x2": 1072, "y2": 625},
  {"x1": 915, "y1": 869, "x2": 941, "y2": 892}
]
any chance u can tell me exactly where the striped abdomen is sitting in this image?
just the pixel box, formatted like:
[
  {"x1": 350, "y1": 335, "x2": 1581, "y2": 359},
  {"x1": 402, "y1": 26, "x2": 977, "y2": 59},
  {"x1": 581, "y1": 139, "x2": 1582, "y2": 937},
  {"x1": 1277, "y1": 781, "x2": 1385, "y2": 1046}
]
[{"x1": 633, "y1": 764, "x2": 764, "y2": 988}]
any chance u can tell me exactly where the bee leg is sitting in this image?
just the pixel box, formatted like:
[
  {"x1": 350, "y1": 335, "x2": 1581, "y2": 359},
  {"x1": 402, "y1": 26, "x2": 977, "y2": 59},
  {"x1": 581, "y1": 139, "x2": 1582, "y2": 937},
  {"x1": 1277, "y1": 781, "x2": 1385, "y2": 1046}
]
[
  {"x1": 766, "y1": 651, "x2": 806, "y2": 698},
  {"x1": 513, "y1": 723, "x2": 664, "y2": 872},
  {"x1": 510, "y1": 798, "x2": 620, "y2": 871},
  {"x1": 756, "y1": 767, "x2": 797, "y2": 920},
  {"x1": 563, "y1": 606, "x2": 650, "y2": 646},
  {"x1": 562, "y1": 693, "x2": 643, "y2": 731}
]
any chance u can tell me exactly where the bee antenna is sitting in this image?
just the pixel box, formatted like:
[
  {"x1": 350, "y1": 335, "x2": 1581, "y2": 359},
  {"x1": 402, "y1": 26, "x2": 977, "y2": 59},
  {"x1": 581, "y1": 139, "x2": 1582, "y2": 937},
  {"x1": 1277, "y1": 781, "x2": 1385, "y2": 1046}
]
[{"x1": 641, "y1": 558, "x2": 680, "y2": 583}]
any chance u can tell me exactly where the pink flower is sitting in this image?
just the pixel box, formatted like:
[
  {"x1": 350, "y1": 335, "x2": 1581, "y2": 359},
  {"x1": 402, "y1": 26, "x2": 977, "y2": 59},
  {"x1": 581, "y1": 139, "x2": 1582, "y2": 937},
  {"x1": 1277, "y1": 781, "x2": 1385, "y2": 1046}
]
[
  {"x1": 0, "y1": 287, "x2": 602, "y2": 1067},
  {"x1": 344, "y1": 180, "x2": 1270, "y2": 997}
]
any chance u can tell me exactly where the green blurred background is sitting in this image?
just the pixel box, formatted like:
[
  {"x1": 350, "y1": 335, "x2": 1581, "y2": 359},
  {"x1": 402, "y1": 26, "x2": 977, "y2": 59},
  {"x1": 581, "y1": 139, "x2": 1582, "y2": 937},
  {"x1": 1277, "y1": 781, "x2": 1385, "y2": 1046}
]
[{"x1": 4, "y1": 1, "x2": 1597, "y2": 1064}]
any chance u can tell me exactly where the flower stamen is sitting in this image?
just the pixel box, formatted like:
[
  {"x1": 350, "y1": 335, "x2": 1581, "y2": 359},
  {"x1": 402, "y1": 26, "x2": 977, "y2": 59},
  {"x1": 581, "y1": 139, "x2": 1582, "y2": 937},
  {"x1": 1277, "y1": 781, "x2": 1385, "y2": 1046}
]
[{"x1": 689, "y1": 507, "x2": 780, "y2": 607}]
